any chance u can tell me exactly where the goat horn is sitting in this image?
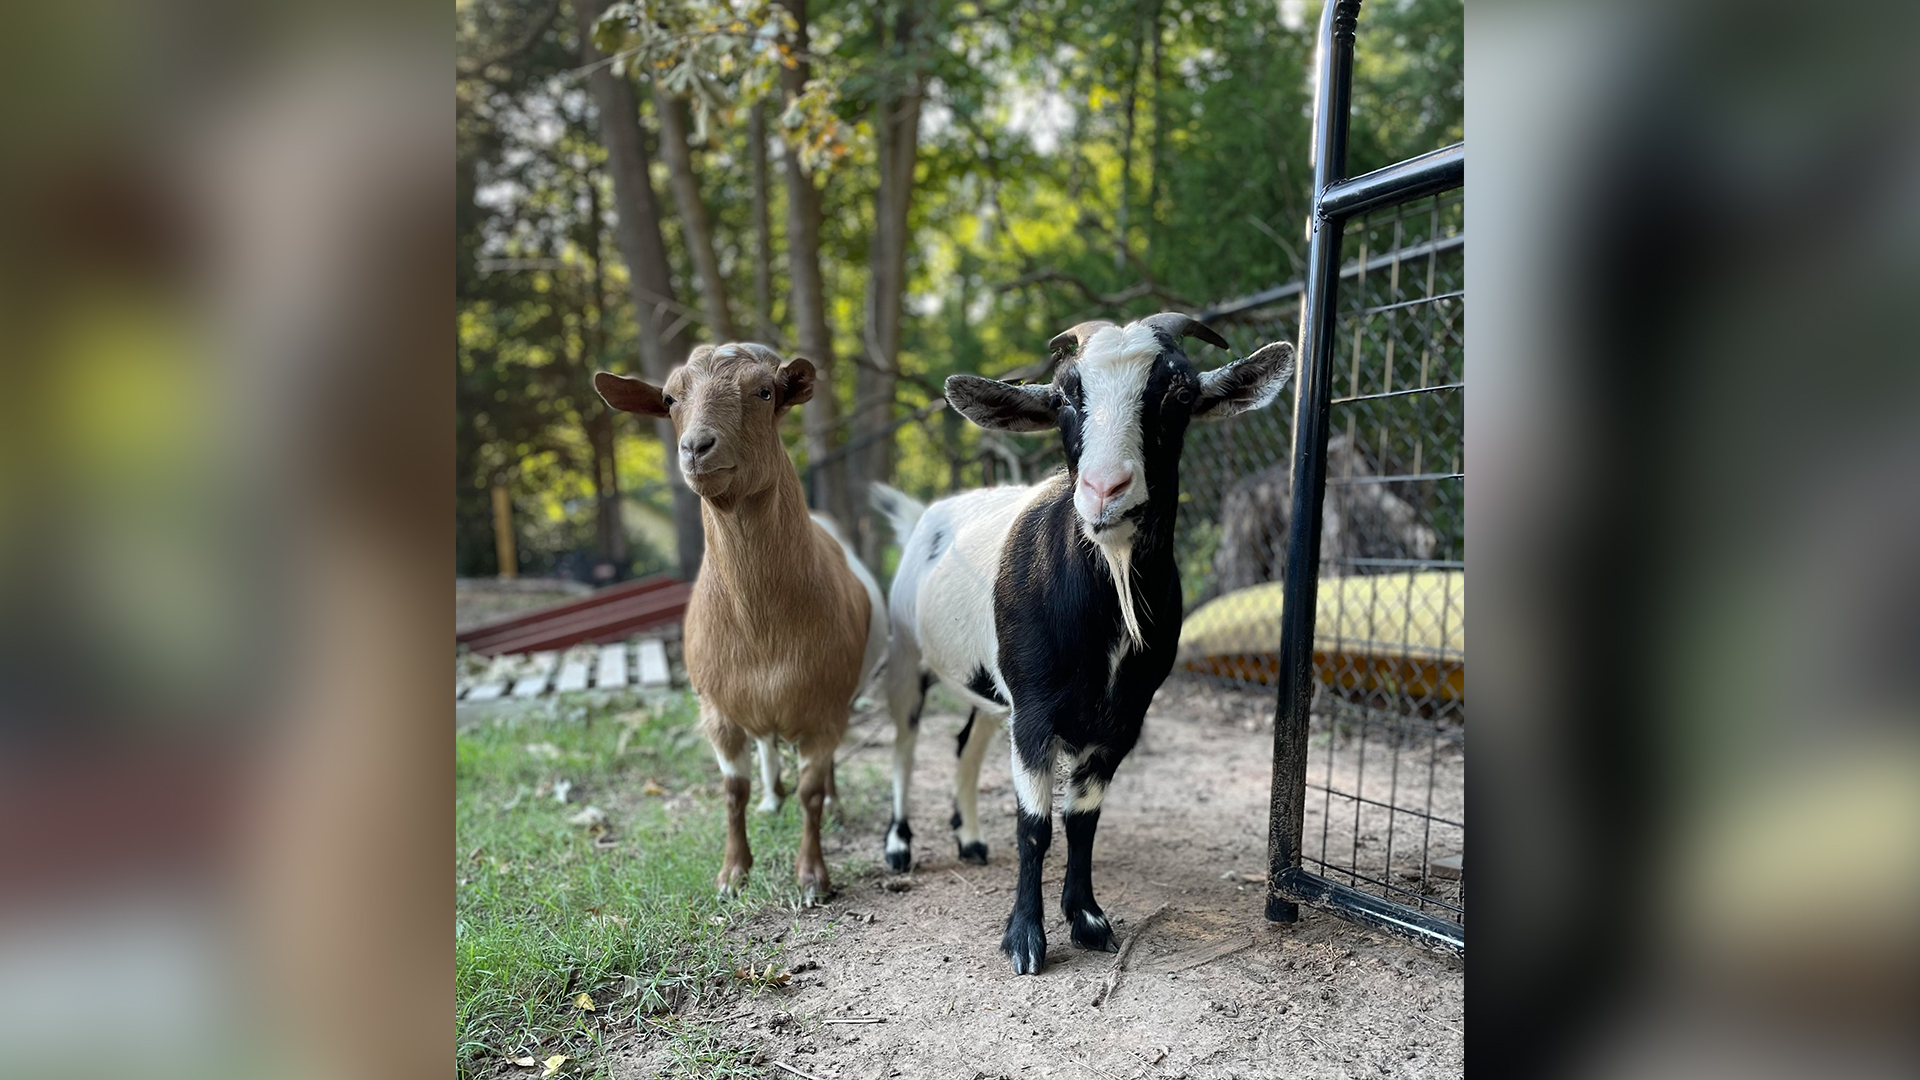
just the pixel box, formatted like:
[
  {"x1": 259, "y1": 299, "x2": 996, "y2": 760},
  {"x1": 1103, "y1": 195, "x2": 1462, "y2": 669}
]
[
  {"x1": 1046, "y1": 320, "x2": 1118, "y2": 360},
  {"x1": 1142, "y1": 312, "x2": 1231, "y2": 352}
]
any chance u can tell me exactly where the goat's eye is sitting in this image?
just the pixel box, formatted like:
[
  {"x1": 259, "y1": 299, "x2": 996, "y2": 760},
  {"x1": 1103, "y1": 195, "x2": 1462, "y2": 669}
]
[
  {"x1": 757, "y1": 386, "x2": 772, "y2": 400},
  {"x1": 663, "y1": 394, "x2": 676, "y2": 408},
  {"x1": 1176, "y1": 388, "x2": 1193, "y2": 404}
]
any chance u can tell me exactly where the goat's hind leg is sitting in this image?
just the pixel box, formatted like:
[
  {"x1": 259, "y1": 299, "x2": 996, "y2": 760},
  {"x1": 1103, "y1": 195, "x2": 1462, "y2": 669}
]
[
  {"x1": 754, "y1": 737, "x2": 785, "y2": 813},
  {"x1": 883, "y1": 663, "x2": 930, "y2": 873},
  {"x1": 950, "y1": 709, "x2": 1000, "y2": 864}
]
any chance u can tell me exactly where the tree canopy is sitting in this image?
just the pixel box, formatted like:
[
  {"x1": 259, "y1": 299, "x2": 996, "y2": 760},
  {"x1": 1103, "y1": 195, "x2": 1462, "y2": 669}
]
[{"x1": 456, "y1": 0, "x2": 1462, "y2": 579}]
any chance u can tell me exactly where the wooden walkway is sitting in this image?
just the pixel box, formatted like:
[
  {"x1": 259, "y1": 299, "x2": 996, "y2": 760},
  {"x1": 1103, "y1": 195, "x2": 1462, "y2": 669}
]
[
  {"x1": 458, "y1": 637, "x2": 675, "y2": 701},
  {"x1": 457, "y1": 575, "x2": 690, "y2": 701}
]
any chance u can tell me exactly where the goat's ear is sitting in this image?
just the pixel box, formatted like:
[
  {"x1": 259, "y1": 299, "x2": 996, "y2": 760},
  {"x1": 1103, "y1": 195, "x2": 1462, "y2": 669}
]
[
  {"x1": 1195, "y1": 341, "x2": 1295, "y2": 420},
  {"x1": 775, "y1": 358, "x2": 816, "y2": 412},
  {"x1": 595, "y1": 372, "x2": 670, "y2": 417},
  {"x1": 945, "y1": 374, "x2": 1062, "y2": 432}
]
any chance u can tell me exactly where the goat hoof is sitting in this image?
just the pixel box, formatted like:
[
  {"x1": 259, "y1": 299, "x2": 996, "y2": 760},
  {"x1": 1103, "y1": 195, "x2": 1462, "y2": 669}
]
[
  {"x1": 797, "y1": 860, "x2": 832, "y2": 902},
  {"x1": 956, "y1": 840, "x2": 989, "y2": 865},
  {"x1": 885, "y1": 820, "x2": 914, "y2": 873},
  {"x1": 1001, "y1": 919, "x2": 1048, "y2": 975},
  {"x1": 756, "y1": 779, "x2": 788, "y2": 813},
  {"x1": 716, "y1": 865, "x2": 750, "y2": 896},
  {"x1": 1068, "y1": 909, "x2": 1118, "y2": 953}
]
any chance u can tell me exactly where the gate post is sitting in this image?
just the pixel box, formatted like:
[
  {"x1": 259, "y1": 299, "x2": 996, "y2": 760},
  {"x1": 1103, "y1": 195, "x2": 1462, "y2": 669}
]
[{"x1": 1266, "y1": 0, "x2": 1362, "y2": 924}]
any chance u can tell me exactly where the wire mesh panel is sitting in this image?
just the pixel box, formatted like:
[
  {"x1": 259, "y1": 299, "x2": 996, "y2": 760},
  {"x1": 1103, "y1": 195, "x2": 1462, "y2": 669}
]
[
  {"x1": 1311, "y1": 194, "x2": 1464, "y2": 924},
  {"x1": 1180, "y1": 194, "x2": 1465, "y2": 929}
]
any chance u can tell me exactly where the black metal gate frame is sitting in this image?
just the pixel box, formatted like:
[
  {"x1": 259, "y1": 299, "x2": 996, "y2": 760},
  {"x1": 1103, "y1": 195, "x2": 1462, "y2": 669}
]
[{"x1": 1264, "y1": 0, "x2": 1466, "y2": 955}]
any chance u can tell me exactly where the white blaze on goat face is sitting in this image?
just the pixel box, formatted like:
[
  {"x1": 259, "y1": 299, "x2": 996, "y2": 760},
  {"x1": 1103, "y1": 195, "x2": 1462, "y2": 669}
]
[{"x1": 1071, "y1": 322, "x2": 1163, "y2": 540}]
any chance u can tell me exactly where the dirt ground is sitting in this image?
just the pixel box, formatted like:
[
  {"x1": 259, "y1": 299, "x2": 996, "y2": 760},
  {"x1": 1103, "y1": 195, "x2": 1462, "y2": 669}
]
[{"x1": 607, "y1": 679, "x2": 1464, "y2": 1079}]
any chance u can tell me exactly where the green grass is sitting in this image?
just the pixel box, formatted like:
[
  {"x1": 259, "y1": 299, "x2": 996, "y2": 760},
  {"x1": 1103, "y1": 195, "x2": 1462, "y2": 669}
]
[{"x1": 455, "y1": 692, "x2": 877, "y2": 1079}]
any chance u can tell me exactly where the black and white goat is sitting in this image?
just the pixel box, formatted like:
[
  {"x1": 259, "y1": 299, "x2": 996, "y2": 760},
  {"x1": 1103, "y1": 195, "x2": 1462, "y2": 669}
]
[{"x1": 871, "y1": 313, "x2": 1294, "y2": 974}]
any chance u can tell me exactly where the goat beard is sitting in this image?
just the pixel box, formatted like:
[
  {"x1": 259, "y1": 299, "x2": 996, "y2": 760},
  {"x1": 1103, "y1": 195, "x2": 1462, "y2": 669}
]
[{"x1": 1085, "y1": 527, "x2": 1145, "y2": 651}]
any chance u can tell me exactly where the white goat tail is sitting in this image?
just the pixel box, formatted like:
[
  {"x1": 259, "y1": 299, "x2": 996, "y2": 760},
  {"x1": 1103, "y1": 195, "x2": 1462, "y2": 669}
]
[{"x1": 869, "y1": 483, "x2": 927, "y2": 544}]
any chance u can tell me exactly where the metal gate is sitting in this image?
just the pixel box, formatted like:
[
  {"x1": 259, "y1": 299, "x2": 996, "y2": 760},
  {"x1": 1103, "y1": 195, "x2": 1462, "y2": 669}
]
[{"x1": 1262, "y1": 0, "x2": 1465, "y2": 954}]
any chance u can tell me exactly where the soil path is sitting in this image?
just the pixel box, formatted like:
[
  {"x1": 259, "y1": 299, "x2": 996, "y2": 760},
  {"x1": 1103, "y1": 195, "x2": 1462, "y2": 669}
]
[{"x1": 612, "y1": 681, "x2": 1463, "y2": 1079}]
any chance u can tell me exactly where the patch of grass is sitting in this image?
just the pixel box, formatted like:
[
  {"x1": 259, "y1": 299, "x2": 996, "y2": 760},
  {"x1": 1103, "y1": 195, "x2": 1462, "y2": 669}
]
[{"x1": 456, "y1": 692, "x2": 852, "y2": 1079}]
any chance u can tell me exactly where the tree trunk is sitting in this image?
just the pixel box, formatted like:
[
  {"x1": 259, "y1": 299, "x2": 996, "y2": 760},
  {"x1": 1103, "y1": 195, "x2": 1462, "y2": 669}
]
[
  {"x1": 584, "y1": 171, "x2": 630, "y2": 576},
  {"x1": 576, "y1": 0, "x2": 703, "y2": 579},
  {"x1": 1115, "y1": 15, "x2": 1141, "y2": 272},
  {"x1": 653, "y1": 87, "x2": 736, "y2": 343},
  {"x1": 491, "y1": 483, "x2": 518, "y2": 579},
  {"x1": 748, "y1": 103, "x2": 776, "y2": 343},
  {"x1": 854, "y1": 2, "x2": 923, "y2": 566},
  {"x1": 1145, "y1": 0, "x2": 1166, "y2": 271},
  {"x1": 776, "y1": 0, "x2": 852, "y2": 531}
]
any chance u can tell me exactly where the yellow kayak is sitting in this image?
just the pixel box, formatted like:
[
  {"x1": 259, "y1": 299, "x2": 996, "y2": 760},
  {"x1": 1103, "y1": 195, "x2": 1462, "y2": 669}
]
[{"x1": 1178, "y1": 571, "x2": 1465, "y2": 704}]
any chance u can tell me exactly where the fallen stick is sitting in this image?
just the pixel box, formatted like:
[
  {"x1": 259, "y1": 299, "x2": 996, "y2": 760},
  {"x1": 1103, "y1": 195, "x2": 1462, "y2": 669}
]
[
  {"x1": 1149, "y1": 934, "x2": 1255, "y2": 975},
  {"x1": 1091, "y1": 903, "x2": 1169, "y2": 1008},
  {"x1": 680, "y1": 1009, "x2": 755, "y2": 1024},
  {"x1": 819, "y1": 1016, "x2": 886, "y2": 1025},
  {"x1": 772, "y1": 1062, "x2": 830, "y2": 1080}
]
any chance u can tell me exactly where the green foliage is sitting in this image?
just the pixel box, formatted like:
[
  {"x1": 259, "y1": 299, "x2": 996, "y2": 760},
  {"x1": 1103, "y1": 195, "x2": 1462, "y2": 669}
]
[
  {"x1": 457, "y1": 0, "x2": 1462, "y2": 575},
  {"x1": 455, "y1": 692, "x2": 871, "y2": 1077}
]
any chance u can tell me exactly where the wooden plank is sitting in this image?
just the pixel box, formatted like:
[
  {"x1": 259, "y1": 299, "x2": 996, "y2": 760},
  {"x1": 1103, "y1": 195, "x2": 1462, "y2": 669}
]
[
  {"x1": 470, "y1": 582, "x2": 691, "y2": 656},
  {"x1": 463, "y1": 653, "x2": 516, "y2": 701},
  {"x1": 555, "y1": 658, "x2": 591, "y2": 693},
  {"x1": 485, "y1": 584, "x2": 685, "y2": 653},
  {"x1": 511, "y1": 652, "x2": 557, "y2": 698},
  {"x1": 595, "y1": 643, "x2": 628, "y2": 688},
  {"x1": 458, "y1": 575, "x2": 677, "y2": 645},
  {"x1": 637, "y1": 639, "x2": 670, "y2": 686}
]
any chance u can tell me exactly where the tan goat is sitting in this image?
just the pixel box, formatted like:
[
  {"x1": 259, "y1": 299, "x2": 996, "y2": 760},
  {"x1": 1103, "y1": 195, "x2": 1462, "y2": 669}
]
[{"x1": 595, "y1": 343, "x2": 886, "y2": 898}]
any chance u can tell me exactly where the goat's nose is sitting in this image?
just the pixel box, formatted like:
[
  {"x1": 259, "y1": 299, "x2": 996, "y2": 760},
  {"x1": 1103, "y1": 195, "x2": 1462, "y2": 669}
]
[
  {"x1": 1080, "y1": 469, "x2": 1132, "y2": 504},
  {"x1": 680, "y1": 430, "x2": 717, "y2": 463}
]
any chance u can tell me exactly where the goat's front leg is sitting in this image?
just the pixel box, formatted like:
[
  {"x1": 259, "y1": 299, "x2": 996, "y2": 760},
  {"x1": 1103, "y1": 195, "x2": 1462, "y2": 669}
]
[
  {"x1": 1060, "y1": 752, "x2": 1120, "y2": 952},
  {"x1": 754, "y1": 738, "x2": 785, "y2": 813},
  {"x1": 1002, "y1": 724, "x2": 1057, "y2": 975},
  {"x1": 794, "y1": 734, "x2": 837, "y2": 901},
  {"x1": 701, "y1": 704, "x2": 755, "y2": 894}
]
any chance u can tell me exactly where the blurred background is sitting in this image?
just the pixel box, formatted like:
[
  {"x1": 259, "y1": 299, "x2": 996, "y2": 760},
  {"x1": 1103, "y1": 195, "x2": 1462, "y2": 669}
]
[
  {"x1": 1471, "y1": 1, "x2": 1920, "y2": 1076},
  {"x1": 0, "y1": 0, "x2": 1913, "y2": 1077}
]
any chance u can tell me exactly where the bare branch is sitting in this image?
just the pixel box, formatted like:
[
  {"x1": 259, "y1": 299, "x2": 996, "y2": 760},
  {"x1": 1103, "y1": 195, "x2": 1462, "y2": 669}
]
[{"x1": 994, "y1": 269, "x2": 1194, "y2": 311}]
